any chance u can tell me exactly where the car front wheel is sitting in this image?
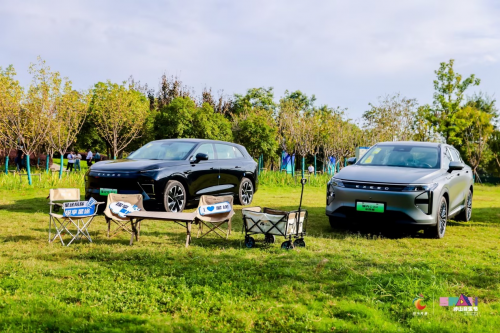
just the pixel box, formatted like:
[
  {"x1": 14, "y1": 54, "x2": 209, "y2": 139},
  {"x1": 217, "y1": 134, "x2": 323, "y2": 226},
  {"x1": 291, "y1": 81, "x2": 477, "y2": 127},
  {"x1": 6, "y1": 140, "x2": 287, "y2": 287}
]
[
  {"x1": 425, "y1": 196, "x2": 447, "y2": 239},
  {"x1": 164, "y1": 180, "x2": 186, "y2": 212}
]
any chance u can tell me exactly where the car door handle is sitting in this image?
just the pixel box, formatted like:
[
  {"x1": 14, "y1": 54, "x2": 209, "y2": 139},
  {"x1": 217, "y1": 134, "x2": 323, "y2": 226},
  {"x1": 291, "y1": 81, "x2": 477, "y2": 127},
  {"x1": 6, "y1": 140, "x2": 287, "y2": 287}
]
[
  {"x1": 184, "y1": 170, "x2": 191, "y2": 174},
  {"x1": 235, "y1": 166, "x2": 242, "y2": 169}
]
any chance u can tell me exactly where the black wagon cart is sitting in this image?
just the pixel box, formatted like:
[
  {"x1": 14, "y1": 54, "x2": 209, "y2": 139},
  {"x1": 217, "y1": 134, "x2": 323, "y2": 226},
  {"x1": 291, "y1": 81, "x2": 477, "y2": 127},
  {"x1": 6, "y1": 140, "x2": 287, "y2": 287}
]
[{"x1": 242, "y1": 207, "x2": 307, "y2": 249}]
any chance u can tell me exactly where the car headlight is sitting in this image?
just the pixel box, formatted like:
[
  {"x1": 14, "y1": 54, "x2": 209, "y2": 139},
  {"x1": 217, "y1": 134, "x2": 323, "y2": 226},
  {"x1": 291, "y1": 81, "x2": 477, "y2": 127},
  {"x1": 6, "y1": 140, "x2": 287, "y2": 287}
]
[
  {"x1": 330, "y1": 178, "x2": 345, "y2": 188},
  {"x1": 402, "y1": 183, "x2": 438, "y2": 192}
]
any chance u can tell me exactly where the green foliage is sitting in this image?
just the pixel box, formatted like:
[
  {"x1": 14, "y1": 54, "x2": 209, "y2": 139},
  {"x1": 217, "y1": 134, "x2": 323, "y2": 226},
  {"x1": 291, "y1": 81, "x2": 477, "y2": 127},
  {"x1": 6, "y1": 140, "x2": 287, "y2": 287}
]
[
  {"x1": 90, "y1": 81, "x2": 150, "y2": 158},
  {"x1": 429, "y1": 59, "x2": 481, "y2": 143},
  {"x1": 234, "y1": 87, "x2": 276, "y2": 115},
  {"x1": 233, "y1": 109, "x2": 278, "y2": 158},
  {"x1": 154, "y1": 97, "x2": 232, "y2": 141}
]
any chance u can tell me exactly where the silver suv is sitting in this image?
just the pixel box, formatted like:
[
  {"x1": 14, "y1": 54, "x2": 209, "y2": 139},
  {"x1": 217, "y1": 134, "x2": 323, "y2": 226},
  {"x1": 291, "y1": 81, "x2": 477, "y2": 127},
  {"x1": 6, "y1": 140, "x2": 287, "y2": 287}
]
[{"x1": 326, "y1": 142, "x2": 473, "y2": 238}]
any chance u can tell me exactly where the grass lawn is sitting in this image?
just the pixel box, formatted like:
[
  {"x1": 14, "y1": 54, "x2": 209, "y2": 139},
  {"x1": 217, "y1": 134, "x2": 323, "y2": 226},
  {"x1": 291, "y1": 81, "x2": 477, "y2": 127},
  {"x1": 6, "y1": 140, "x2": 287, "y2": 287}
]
[{"x1": 0, "y1": 182, "x2": 499, "y2": 332}]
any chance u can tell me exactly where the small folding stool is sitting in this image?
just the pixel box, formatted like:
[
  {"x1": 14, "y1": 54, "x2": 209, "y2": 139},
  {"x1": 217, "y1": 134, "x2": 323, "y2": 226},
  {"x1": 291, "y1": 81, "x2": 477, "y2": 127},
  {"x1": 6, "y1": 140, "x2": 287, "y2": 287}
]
[
  {"x1": 48, "y1": 188, "x2": 103, "y2": 246},
  {"x1": 103, "y1": 193, "x2": 145, "y2": 239},
  {"x1": 196, "y1": 195, "x2": 235, "y2": 239}
]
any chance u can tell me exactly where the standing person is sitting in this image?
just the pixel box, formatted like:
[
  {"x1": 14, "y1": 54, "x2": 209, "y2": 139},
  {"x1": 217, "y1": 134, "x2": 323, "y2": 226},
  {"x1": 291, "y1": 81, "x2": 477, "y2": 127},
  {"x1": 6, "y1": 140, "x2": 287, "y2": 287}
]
[
  {"x1": 86, "y1": 149, "x2": 93, "y2": 167},
  {"x1": 15, "y1": 149, "x2": 22, "y2": 171},
  {"x1": 75, "y1": 151, "x2": 82, "y2": 171},
  {"x1": 67, "y1": 151, "x2": 75, "y2": 172},
  {"x1": 94, "y1": 151, "x2": 101, "y2": 162},
  {"x1": 308, "y1": 164, "x2": 315, "y2": 174}
]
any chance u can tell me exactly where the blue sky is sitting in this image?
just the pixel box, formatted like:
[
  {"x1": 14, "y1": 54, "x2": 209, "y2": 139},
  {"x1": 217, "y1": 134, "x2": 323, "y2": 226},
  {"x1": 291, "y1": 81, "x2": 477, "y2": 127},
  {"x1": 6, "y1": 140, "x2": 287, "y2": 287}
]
[{"x1": 1, "y1": 0, "x2": 499, "y2": 119}]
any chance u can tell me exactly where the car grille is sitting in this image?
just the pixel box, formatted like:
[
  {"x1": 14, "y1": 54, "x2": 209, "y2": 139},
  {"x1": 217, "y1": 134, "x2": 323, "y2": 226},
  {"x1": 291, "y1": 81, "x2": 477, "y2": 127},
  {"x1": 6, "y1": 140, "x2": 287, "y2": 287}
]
[{"x1": 343, "y1": 181, "x2": 406, "y2": 192}]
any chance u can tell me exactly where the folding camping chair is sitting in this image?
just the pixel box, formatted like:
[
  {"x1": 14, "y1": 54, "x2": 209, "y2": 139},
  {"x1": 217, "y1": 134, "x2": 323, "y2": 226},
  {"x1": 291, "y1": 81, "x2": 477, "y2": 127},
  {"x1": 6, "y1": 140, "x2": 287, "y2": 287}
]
[
  {"x1": 48, "y1": 188, "x2": 103, "y2": 246},
  {"x1": 103, "y1": 193, "x2": 145, "y2": 239},
  {"x1": 196, "y1": 195, "x2": 235, "y2": 239}
]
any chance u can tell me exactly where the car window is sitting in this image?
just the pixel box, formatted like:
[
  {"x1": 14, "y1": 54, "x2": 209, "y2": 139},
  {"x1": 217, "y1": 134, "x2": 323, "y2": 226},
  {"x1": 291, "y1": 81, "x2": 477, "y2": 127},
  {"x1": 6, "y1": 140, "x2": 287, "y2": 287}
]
[
  {"x1": 233, "y1": 146, "x2": 244, "y2": 158},
  {"x1": 442, "y1": 148, "x2": 452, "y2": 169},
  {"x1": 128, "y1": 141, "x2": 196, "y2": 160},
  {"x1": 450, "y1": 148, "x2": 461, "y2": 162},
  {"x1": 215, "y1": 144, "x2": 236, "y2": 159},
  {"x1": 358, "y1": 145, "x2": 440, "y2": 168},
  {"x1": 192, "y1": 143, "x2": 215, "y2": 160}
]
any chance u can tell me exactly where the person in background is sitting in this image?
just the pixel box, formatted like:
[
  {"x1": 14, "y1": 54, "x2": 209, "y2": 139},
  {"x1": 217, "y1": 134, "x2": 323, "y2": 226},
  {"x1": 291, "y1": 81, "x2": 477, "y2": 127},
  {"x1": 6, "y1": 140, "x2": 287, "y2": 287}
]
[
  {"x1": 94, "y1": 151, "x2": 101, "y2": 162},
  {"x1": 308, "y1": 164, "x2": 315, "y2": 174},
  {"x1": 67, "y1": 151, "x2": 75, "y2": 172},
  {"x1": 75, "y1": 151, "x2": 82, "y2": 171},
  {"x1": 15, "y1": 149, "x2": 22, "y2": 171},
  {"x1": 86, "y1": 149, "x2": 93, "y2": 167}
]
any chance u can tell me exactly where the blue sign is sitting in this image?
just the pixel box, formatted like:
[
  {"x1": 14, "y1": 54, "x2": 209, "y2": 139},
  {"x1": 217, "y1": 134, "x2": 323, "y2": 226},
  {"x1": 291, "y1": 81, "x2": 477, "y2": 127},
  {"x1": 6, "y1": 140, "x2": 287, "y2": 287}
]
[{"x1": 63, "y1": 198, "x2": 96, "y2": 217}]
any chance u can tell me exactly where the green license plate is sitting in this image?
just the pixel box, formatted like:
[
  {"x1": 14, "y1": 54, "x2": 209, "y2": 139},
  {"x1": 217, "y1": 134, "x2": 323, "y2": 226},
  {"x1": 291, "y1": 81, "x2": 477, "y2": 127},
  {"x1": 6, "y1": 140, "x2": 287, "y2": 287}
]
[
  {"x1": 356, "y1": 201, "x2": 384, "y2": 213},
  {"x1": 100, "y1": 188, "x2": 117, "y2": 196}
]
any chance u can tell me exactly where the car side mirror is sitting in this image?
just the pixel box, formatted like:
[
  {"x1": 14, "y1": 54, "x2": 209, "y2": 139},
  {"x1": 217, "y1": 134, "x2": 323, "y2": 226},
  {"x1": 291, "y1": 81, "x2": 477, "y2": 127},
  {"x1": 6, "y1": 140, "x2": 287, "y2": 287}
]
[
  {"x1": 194, "y1": 153, "x2": 209, "y2": 163},
  {"x1": 347, "y1": 157, "x2": 356, "y2": 165},
  {"x1": 448, "y1": 161, "x2": 464, "y2": 172}
]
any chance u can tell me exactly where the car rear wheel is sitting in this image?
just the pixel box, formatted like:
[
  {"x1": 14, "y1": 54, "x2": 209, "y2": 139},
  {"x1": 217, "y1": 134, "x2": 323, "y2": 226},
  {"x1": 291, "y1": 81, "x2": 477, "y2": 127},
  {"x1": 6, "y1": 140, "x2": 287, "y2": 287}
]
[
  {"x1": 237, "y1": 178, "x2": 254, "y2": 205},
  {"x1": 164, "y1": 180, "x2": 186, "y2": 213},
  {"x1": 455, "y1": 190, "x2": 472, "y2": 222},
  {"x1": 425, "y1": 196, "x2": 447, "y2": 239}
]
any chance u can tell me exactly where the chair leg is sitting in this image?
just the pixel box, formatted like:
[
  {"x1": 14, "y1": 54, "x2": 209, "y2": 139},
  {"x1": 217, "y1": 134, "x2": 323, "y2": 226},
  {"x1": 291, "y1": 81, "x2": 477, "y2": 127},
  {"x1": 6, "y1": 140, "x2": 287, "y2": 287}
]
[{"x1": 107, "y1": 218, "x2": 111, "y2": 238}]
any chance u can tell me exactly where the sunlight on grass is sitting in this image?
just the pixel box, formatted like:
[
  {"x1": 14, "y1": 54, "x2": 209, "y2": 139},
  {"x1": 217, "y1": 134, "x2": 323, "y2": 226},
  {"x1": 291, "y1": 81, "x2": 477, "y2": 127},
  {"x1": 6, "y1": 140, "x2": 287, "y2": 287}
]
[{"x1": 0, "y1": 182, "x2": 499, "y2": 332}]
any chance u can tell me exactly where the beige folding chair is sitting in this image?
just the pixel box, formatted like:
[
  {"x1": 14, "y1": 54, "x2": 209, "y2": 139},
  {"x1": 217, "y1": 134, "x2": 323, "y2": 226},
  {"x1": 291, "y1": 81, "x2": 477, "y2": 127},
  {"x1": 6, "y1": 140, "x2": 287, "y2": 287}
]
[
  {"x1": 103, "y1": 193, "x2": 145, "y2": 239},
  {"x1": 48, "y1": 188, "x2": 103, "y2": 246},
  {"x1": 196, "y1": 195, "x2": 235, "y2": 239}
]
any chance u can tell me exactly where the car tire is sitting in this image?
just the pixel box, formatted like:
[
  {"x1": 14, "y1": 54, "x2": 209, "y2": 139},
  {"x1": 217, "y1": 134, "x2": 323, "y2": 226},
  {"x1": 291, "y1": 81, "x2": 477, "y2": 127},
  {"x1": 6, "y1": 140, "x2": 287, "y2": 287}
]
[
  {"x1": 425, "y1": 196, "x2": 447, "y2": 239},
  {"x1": 164, "y1": 180, "x2": 186, "y2": 213},
  {"x1": 237, "y1": 177, "x2": 254, "y2": 205},
  {"x1": 455, "y1": 190, "x2": 472, "y2": 222}
]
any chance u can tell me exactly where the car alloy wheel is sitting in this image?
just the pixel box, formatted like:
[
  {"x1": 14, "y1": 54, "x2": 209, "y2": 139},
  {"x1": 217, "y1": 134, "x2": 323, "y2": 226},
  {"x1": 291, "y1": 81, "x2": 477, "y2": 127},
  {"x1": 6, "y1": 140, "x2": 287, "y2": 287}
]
[
  {"x1": 438, "y1": 198, "x2": 447, "y2": 237},
  {"x1": 239, "y1": 178, "x2": 254, "y2": 205},
  {"x1": 466, "y1": 193, "x2": 472, "y2": 220},
  {"x1": 164, "y1": 181, "x2": 186, "y2": 213}
]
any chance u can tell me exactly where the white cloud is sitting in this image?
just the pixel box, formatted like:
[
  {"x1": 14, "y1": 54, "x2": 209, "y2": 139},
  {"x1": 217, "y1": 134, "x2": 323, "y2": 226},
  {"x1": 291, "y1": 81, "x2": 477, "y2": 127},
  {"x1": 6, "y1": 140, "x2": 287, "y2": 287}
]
[{"x1": 1, "y1": 0, "x2": 499, "y2": 117}]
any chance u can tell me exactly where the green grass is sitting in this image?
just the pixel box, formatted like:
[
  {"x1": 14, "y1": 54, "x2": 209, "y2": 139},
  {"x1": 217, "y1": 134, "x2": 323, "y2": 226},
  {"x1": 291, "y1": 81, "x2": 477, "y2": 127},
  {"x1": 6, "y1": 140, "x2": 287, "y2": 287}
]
[{"x1": 0, "y1": 181, "x2": 499, "y2": 332}]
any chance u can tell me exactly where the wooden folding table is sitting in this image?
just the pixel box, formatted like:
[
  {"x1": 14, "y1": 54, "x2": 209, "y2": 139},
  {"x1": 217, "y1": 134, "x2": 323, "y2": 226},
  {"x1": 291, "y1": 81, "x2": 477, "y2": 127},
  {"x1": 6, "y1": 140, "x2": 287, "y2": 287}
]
[{"x1": 127, "y1": 211, "x2": 197, "y2": 247}]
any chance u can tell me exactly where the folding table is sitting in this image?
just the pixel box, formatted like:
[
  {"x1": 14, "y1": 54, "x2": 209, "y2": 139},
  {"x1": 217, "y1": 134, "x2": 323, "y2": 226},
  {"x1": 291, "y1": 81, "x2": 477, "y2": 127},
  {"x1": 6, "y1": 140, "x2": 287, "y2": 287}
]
[{"x1": 127, "y1": 211, "x2": 197, "y2": 247}]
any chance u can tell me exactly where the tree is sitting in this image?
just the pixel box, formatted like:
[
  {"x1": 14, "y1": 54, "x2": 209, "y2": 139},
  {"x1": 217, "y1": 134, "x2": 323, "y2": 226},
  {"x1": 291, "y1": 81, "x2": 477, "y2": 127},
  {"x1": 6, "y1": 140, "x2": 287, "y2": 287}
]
[
  {"x1": 90, "y1": 81, "x2": 150, "y2": 159},
  {"x1": 0, "y1": 65, "x2": 23, "y2": 172},
  {"x1": 0, "y1": 59, "x2": 58, "y2": 184},
  {"x1": 233, "y1": 108, "x2": 278, "y2": 160},
  {"x1": 154, "y1": 96, "x2": 197, "y2": 140},
  {"x1": 453, "y1": 106, "x2": 494, "y2": 177},
  {"x1": 363, "y1": 94, "x2": 417, "y2": 142},
  {"x1": 234, "y1": 87, "x2": 276, "y2": 115},
  {"x1": 48, "y1": 81, "x2": 90, "y2": 177},
  {"x1": 191, "y1": 102, "x2": 232, "y2": 141},
  {"x1": 429, "y1": 59, "x2": 480, "y2": 143},
  {"x1": 412, "y1": 105, "x2": 441, "y2": 142}
]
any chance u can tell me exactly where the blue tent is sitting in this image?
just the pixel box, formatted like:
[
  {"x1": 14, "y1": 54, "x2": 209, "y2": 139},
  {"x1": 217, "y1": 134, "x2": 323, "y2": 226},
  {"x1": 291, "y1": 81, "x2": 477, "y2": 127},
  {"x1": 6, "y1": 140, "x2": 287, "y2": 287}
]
[{"x1": 281, "y1": 152, "x2": 295, "y2": 174}]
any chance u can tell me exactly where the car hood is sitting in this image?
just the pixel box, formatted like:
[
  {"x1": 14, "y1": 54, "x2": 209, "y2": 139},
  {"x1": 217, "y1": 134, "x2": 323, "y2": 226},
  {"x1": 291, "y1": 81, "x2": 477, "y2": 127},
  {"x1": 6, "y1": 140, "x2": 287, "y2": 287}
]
[
  {"x1": 90, "y1": 159, "x2": 188, "y2": 172},
  {"x1": 336, "y1": 165, "x2": 442, "y2": 184}
]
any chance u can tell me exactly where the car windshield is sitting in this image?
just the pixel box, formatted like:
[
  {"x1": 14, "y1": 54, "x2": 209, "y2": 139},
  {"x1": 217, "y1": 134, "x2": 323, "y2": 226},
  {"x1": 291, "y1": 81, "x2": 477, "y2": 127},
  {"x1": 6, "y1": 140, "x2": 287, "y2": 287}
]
[
  {"x1": 358, "y1": 145, "x2": 440, "y2": 169},
  {"x1": 128, "y1": 141, "x2": 197, "y2": 160}
]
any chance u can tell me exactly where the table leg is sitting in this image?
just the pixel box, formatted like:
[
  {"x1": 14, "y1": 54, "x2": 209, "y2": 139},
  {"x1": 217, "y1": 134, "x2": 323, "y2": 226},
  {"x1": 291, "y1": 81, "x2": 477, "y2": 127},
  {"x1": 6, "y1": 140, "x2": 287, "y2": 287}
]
[
  {"x1": 185, "y1": 221, "x2": 192, "y2": 248},
  {"x1": 130, "y1": 219, "x2": 137, "y2": 246}
]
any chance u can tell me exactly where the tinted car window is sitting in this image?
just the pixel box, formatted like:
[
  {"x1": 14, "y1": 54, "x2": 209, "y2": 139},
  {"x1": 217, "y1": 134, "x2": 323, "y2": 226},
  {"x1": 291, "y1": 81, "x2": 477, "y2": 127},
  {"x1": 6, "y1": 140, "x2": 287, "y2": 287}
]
[
  {"x1": 450, "y1": 148, "x2": 461, "y2": 162},
  {"x1": 442, "y1": 148, "x2": 452, "y2": 169},
  {"x1": 233, "y1": 146, "x2": 244, "y2": 158},
  {"x1": 359, "y1": 145, "x2": 440, "y2": 168},
  {"x1": 192, "y1": 143, "x2": 215, "y2": 160},
  {"x1": 128, "y1": 141, "x2": 196, "y2": 160},
  {"x1": 215, "y1": 144, "x2": 237, "y2": 159}
]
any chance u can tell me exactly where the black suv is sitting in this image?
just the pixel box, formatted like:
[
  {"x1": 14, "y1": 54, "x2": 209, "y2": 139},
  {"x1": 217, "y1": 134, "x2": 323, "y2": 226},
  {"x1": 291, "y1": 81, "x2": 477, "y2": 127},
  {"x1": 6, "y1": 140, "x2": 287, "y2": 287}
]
[{"x1": 85, "y1": 139, "x2": 258, "y2": 212}]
